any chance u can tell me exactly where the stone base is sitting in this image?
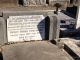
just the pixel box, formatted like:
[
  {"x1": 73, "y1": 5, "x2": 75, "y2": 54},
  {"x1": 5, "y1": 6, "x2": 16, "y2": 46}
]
[{"x1": 2, "y1": 41, "x2": 73, "y2": 60}]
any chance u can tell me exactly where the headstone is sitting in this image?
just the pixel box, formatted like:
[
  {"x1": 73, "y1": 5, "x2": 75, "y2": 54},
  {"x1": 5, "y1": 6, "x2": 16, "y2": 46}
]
[
  {"x1": 7, "y1": 15, "x2": 45, "y2": 42},
  {"x1": 76, "y1": 6, "x2": 80, "y2": 29},
  {"x1": 23, "y1": 0, "x2": 46, "y2": 6},
  {"x1": 0, "y1": 11, "x2": 60, "y2": 44}
]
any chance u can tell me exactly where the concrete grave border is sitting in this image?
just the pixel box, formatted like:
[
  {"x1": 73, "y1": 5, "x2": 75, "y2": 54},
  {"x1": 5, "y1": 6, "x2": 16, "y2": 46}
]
[{"x1": 0, "y1": 11, "x2": 60, "y2": 45}]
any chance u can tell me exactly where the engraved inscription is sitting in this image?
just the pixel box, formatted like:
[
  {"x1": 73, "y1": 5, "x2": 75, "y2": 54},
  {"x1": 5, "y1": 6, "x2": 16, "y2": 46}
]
[{"x1": 7, "y1": 15, "x2": 45, "y2": 42}]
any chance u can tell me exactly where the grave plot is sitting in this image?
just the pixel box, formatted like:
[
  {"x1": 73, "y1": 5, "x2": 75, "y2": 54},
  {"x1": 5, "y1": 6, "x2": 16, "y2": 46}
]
[
  {"x1": 0, "y1": 11, "x2": 59, "y2": 44},
  {"x1": 1, "y1": 41, "x2": 73, "y2": 60}
]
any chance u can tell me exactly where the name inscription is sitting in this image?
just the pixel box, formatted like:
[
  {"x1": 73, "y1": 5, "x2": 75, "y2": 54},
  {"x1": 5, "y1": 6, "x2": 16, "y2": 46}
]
[{"x1": 7, "y1": 15, "x2": 45, "y2": 42}]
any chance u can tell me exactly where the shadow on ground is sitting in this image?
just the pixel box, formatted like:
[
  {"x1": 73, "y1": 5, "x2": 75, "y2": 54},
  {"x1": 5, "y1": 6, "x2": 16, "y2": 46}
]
[{"x1": 0, "y1": 52, "x2": 3, "y2": 60}]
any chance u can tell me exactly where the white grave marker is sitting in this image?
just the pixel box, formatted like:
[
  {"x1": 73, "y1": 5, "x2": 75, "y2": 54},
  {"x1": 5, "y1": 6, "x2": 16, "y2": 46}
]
[
  {"x1": 7, "y1": 15, "x2": 45, "y2": 42},
  {"x1": 76, "y1": 6, "x2": 80, "y2": 29}
]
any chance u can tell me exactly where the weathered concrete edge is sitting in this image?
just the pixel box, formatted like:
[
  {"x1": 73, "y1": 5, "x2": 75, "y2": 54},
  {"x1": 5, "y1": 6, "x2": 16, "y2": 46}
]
[
  {"x1": 0, "y1": 11, "x2": 3, "y2": 17},
  {"x1": 63, "y1": 40, "x2": 80, "y2": 60},
  {"x1": 0, "y1": 17, "x2": 7, "y2": 45},
  {"x1": 0, "y1": 11, "x2": 59, "y2": 44}
]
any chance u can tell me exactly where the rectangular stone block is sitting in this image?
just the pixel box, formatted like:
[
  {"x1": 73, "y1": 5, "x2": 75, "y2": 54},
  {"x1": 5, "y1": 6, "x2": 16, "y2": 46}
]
[
  {"x1": 2, "y1": 11, "x2": 47, "y2": 19},
  {"x1": 49, "y1": 15, "x2": 60, "y2": 40},
  {"x1": 0, "y1": 0, "x2": 18, "y2": 7},
  {"x1": 0, "y1": 17, "x2": 7, "y2": 45},
  {"x1": 23, "y1": 0, "x2": 46, "y2": 6},
  {"x1": 0, "y1": 11, "x2": 60, "y2": 44},
  {"x1": 7, "y1": 15, "x2": 45, "y2": 42},
  {"x1": 49, "y1": 0, "x2": 69, "y2": 9}
]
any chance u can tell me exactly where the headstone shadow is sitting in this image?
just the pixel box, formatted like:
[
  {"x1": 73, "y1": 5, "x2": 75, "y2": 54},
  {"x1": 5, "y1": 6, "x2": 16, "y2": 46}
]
[
  {"x1": 0, "y1": 52, "x2": 3, "y2": 60},
  {"x1": 37, "y1": 16, "x2": 50, "y2": 40}
]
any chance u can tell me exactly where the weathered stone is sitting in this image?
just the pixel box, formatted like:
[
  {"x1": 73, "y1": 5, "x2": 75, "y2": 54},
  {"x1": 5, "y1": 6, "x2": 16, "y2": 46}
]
[
  {"x1": 0, "y1": 11, "x2": 60, "y2": 44},
  {"x1": 49, "y1": 15, "x2": 60, "y2": 40},
  {"x1": 7, "y1": 15, "x2": 45, "y2": 42},
  {"x1": 49, "y1": 0, "x2": 70, "y2": 9},
  {"x1": 2, "y1": 41, "x2": 73, "y2": 60},
  {"x1": 76, "y1": 6, "x2": 80, "y2": 29},
  {"x1": 0, "y1": 17, "x2": 7, "y2": 45},
  {"x1": 23, "y1": 0, "x2": 46, "y2": 6}
]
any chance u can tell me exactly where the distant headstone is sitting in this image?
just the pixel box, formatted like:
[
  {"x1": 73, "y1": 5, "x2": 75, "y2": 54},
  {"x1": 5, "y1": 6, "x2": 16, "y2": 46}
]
[
  {"x1": 7, "y1": 15, "x2": 45, "y2": 42},
  {"x1": 76, "y1": 6, "x2": 80, "y2": 29},
  {"x1": 23, "y1": 0, "x2": 46, "y2": 6},
  {"x1": 49, "y1": 0, "x2": 69, "y2": 9}
]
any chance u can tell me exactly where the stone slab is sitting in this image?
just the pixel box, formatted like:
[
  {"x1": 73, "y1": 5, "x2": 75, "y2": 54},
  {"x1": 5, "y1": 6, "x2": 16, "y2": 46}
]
[
  {"x1": 2, "y1": 41, "x2": 73, "y2": 60},
  {"x1": 23, "y1": 0, "x2": 46, "y2": 6},
  {"x1": 76, "y1": 6, "x2": 80, "y2": 29},
  {"x1": 2, "y1": 11, "x2": 47, "y2": 19},
  {"x1": 64, "y1": 40, "x2": 80, "y2": 57},
  {"x1": 60, "y1": 38, "x2": 80, "y2": 59},
  {"x1": 0, "y1": 17, "x2": 7, "y2": 45},
  {"x1": 7, "y1": 15, "x2": 45, "y2": 42},
  {"x1": 0, "y1": 11, "x2": 60, "y2": 44}
]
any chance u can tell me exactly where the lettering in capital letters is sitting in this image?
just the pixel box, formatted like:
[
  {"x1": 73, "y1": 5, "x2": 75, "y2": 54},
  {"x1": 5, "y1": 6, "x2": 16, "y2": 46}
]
[{"x1": 7, "y1": 15, "x2": 45, "y2": 42}]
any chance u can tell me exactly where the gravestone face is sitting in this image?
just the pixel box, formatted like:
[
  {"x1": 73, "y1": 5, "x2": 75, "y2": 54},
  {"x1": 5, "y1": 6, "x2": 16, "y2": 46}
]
[
  {"x1": 7, "y1": 15, "x2": 45, "y2": 42},
  {"x1": 23, "y1": 0, "x2": 46, "y2": 6}
]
